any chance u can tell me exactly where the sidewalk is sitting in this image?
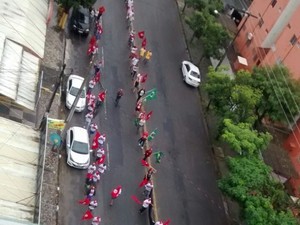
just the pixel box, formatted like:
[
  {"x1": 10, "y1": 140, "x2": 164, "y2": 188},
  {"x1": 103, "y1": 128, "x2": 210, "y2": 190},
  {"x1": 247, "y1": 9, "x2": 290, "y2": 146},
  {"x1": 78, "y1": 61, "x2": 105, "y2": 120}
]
[{"x1": 37, "y1": 2, "x2": 66, "y2": 225}]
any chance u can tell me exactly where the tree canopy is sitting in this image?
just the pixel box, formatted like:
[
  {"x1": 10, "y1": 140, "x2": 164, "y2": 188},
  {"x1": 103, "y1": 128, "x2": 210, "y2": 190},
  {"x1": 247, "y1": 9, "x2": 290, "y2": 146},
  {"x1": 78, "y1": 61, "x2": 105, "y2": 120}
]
[
  {"x1": 221, "y1": 119, "x2": 272, "y2": 155},
  {"x1": 219, "y1": 157, "x2": 296, "y2": 225},
  {"x1": 251, "y1": 66, "x2": 300, "y2": 124}
]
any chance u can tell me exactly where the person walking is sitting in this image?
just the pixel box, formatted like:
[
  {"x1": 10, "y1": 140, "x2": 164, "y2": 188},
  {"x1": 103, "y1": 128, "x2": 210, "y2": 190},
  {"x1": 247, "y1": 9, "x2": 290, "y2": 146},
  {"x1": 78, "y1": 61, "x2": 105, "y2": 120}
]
[
  {"x1": 87, "y1": 186, "x2": 96, "y2": 200},
  {"x1": 135, "y1": 101, "x2": 142, "y2": 115},
  {"x1": 88, "y1": 163, "x2": 97, "y2": 174},
  {"x1": 143, "y1": 147, "x2": 153, "y2": 161},
  {"x1": 98, "y1": 134, "x2": 106, "y2": 146},
  {"x1": 115, "y1": 88, "x2": 124, "y2": 106},
  {"x1": 143, "y1": 181, "x2": 153, "y2": 197},
  {"x1": 85, "y1": 111, "x2": 94, "y2": 129},
  {"x1": 96, "y1": 147, "x2": 105, "y2": 160},
  {"x1": 139, "y1": 197, "x2": 152, "y2": 214},
  {"x1": 110, "y1": 185, "x2": 122, "y2": 206},
  {"x1": 89, "y1": 123, "x2": 98, "y2": 136},
  {"x1": 97, "y1": 163, "x2": 107, "y2": 174},
  {"x1": 138, "y1": 131, "x2": 149, "y2": 149},
  {"x1": 91, "y1": 216, "x2": 101, "y2": 225},
  {"x1": 89, "y1": 200, "x2": 98, "y2": 211},
  {"x1": 132, "y1": 74, "x2": 141, "y2": 92},
  {"x1": 92, "y1": 171, "x2": 101, "y2": 184},
  {"x1": 137, "y1": 88, "x2": 145, "y2": 102}
]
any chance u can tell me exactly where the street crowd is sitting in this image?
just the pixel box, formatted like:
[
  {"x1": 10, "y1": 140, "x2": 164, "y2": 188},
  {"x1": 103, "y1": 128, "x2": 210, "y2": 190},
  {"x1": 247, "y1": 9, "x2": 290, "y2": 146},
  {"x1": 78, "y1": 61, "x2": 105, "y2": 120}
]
[{"x1": 77, "y1": 1, "x2": 169, "y2": 225}]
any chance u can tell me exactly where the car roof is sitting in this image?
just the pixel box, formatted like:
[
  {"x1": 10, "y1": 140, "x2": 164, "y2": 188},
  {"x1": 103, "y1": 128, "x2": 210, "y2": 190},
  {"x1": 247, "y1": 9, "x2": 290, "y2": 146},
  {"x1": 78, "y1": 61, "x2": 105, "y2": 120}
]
[
  {"x1": 69, "y1": 75, "x2": 84, "y2": 88},
  {"x1": 183, "y1": 60, "x2": 200, "y2": 74},
  {"x1": 71, "y1": 126, "x2": 89, "y2": 143}
]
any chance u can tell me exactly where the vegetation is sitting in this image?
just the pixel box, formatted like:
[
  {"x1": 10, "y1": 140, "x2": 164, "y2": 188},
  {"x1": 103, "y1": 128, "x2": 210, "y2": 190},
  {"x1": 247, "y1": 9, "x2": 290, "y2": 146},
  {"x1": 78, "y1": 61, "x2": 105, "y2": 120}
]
[
  {"x1": 219, "y1": 157, "x2": 296, "y2": 225},
  {"x1": 205, "y1": 66, "x2": 300, "y2": 127},
  {"x1": 221, "y1": 119, "x2": 272, "y2": 156}
]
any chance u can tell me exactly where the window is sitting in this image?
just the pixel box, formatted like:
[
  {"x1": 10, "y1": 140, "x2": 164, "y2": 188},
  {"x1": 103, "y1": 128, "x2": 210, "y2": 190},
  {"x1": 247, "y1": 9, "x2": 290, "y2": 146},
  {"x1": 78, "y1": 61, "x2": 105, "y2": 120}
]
[
  {"x1": 271, "y1": 0, "x2": 277, "y2": 7},
  {"x1": 290, "y1": 35, "x2": 297, "y2": 45},
  {"x1": 258, "y1": 18, "x2": 264, "y2": 28}
]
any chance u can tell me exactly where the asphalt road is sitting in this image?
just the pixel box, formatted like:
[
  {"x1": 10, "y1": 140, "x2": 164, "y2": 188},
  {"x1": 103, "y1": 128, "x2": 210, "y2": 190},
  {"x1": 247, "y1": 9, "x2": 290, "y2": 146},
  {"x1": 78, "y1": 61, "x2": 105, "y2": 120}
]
[{"x1": 58, "y1": 0, "x2": 227, "y2": 224}]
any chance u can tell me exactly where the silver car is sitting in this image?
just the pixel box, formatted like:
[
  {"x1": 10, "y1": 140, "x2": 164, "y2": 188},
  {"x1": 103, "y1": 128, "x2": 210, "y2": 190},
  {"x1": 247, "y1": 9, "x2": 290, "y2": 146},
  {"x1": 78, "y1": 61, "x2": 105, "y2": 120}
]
[{"x1": 66, "y1": 75, "x2": 86, "y2": 112}]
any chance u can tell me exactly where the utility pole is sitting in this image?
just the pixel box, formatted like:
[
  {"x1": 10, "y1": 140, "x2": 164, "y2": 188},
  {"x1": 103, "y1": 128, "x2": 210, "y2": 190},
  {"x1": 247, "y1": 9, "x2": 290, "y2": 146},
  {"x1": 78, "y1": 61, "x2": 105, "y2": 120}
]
[
  {"x1": 45, "y1": 64, "x2": 66, "y2": 113},
  {"x1": 215, "y1": 9, "x2": 258, "y2": 71},
  {"x1": 39, "y1": 64, "x2": 66, "y2": 130}
]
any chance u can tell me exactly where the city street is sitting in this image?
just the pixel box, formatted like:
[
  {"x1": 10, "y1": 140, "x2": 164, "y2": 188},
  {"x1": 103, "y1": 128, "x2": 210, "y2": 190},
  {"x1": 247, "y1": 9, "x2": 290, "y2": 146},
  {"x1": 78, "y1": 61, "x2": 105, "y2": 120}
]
[{"x1": 58, "y1": 0, "x2": 227, "y2": 224}]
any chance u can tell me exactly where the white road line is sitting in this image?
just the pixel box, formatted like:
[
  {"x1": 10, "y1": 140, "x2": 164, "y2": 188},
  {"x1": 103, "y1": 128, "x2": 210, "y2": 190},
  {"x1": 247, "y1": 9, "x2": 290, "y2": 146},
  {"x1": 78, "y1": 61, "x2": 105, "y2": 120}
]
[{"x1": 106, "y1": 143, "x2": 110, "y2": 169}]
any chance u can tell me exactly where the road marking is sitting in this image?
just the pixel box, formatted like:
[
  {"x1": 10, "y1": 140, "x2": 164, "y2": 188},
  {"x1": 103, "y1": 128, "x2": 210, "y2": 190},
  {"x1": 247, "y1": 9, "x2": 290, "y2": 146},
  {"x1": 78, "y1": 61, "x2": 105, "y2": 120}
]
[{"x1": 106, "y1": 143, "x2": 110, "y2": 169}]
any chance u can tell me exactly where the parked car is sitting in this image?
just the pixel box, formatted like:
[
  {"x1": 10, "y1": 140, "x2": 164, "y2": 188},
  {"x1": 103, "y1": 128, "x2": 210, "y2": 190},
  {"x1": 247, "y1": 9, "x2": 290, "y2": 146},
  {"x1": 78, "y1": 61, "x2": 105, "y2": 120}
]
[
  {"x1": 181, "y1": 60, "x2": 201, "y2": 87},
  {"x1": 66, "y1": 126, "x2": 91, "y2": 169},
  {"x1": 66, "y1": 75, "x2": 86, "y2": 112},
  {"x1": 70, "y1": 6, "x2": 90, "y2": 34}
]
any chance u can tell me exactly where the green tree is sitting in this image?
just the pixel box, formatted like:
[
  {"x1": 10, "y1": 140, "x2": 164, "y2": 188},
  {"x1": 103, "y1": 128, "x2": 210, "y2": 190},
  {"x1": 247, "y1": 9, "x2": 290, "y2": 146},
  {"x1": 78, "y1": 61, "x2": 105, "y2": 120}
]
[
  {"x1": 58, "y1": 0, "x2": 96, "y2": 12},
  {"x1": 230, "y1": 84, "x2": 262, "y2": 124},
  {"x1": 219, "y1": 157, "x2": 296, "y2": 225},
  {"x1": 182, "y1": 0, "x2": 206, "y2": 13},
  {"x1": 199, "y1": 20, "x2": 230, "y2": 62},
  {"x1": 204, "y1": 66, "x2": 233, "y2": 113},
  {"x1": 185, "y1": 10, "x2": 210, "y2": 43},
  {"x1": 221, "y1": 119, "x2": 272, "y2": 155},
  {"x1": 251, "y1": 65, "x2": 300, "y2": 124}
]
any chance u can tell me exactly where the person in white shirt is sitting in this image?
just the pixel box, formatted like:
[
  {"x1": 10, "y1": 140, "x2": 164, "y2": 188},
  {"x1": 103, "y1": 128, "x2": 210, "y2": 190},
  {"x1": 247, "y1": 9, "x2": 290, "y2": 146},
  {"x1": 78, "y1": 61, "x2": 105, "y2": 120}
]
[
  {"x1": 87, "y1": 163, "x2": 96, "y2": 174},
  {"x1": 98, "y1": 163, "x2": 107, "y2": 174},
  {"x1": 144, "y1": 181, "x2": 153, "y2": 197},
  {"x1": 96, "y1": 148, "x2": 105, "y2": 160},
  {"x1": 91, "y1": 216, "x2": 101, "y2": 225},
  {"x1": 139, "y1": 197, "x2": 152, "y2": 214},
  {"x1": 89, "y1": 200, "x2": 98, "y2": 211},
  {"x1": 155, "y1": 221, "x2": 163, "y2": 225}
]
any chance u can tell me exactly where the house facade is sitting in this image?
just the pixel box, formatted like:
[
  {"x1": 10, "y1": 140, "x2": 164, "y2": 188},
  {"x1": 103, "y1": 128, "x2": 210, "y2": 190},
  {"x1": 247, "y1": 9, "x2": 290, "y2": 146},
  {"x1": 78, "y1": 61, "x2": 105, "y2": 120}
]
[{"x1": 233, "y1": 0, "x2": 300, "y2": 79}]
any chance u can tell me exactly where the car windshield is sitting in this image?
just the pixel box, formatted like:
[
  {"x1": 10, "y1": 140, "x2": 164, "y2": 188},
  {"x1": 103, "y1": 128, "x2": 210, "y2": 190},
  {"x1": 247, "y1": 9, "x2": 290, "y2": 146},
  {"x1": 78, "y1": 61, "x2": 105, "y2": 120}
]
[
  {"x1": 78, "y1": 12, "x2": 89, "y2": 24},
  {"x1": 69, "y1": 87, "x2": 86, "y2": 98},
  {"x1": 72, "y1": 140, "x2": 89, "y2": 154},
  {"x1": 190, "y1": 70, "x2": 200, "y2": 78}
]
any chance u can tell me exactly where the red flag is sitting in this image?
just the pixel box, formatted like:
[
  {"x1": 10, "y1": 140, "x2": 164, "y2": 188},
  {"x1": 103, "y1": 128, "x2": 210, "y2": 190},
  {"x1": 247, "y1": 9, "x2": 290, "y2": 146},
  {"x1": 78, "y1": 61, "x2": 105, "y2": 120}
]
[
  {"x1": 146, "y1": 111, "x2": 153, "y2": 121},
  {"x1": 81, "y1": 210, "x2": 93, "y2": 220},
  {"x1": 140, "y1": 74, "x2": 148, "y2": 83},
  {"x1": 139, "y1": 177, "x2": 148, "y2": 187},
  {"x1": 94, "y1": 72, "x2": 101, "y2": 83},
  {"x1": 98, "y1": 91, "x2": 106, "y2": 102},
  {"x1": 138, "y1": 31, "x2": 145, "y2": 39},
  {"x1": 142, "y1": 38, "x2": 147, "y2": 48},
  {"x1": 99, "y1": 6, "x2": 105, "y2": 14},
  {"x1": 163, "y1": 219, "x2": 171, "y2": 225},
  {"x1": 93, "y1": 131, "x2": 101, "y2": 142},
  {"x1": 141, "y1": 159, "x2": 149, "y2": 167},
  {"x1": 91, "y1": 140, "x2": 99, "y2": 150},
  {"x1": 78, "y1": 198, "x2": 90, "y2": 205},
  {"x1": 96, "y1": 155, "x2": 106, "y2": 164},
  {"x1": 89, "y1": 36, "x2": 96, "y2": 46},
  {"x1": 131, "y1": 195, "x2": 142, "y2": 204}
]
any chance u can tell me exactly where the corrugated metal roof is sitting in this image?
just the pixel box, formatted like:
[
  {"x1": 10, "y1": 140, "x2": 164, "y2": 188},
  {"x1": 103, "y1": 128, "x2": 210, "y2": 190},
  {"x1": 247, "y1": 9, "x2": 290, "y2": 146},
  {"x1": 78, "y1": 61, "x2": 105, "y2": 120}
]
[
  {"x1": 0, "y1": 117, "x2": 39, "y2": 223},
  {"x1": 0, "y1": 0, "x2": 48, "y2": 58},
  {"x1": 0, "y1": 37, "x2": 39, "y2": 110}
]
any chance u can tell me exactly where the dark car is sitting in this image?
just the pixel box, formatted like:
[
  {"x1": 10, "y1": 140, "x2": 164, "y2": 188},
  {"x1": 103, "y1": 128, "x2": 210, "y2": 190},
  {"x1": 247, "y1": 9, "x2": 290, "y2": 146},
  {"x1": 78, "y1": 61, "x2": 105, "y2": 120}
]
[{"x1": 71, "y1": 6, "x2": 90, "y2": 34}]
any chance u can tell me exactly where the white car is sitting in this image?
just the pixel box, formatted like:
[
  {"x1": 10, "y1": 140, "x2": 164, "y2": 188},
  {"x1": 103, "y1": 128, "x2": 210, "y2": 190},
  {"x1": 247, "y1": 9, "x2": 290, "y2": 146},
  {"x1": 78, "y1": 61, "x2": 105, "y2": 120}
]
[
  {"x1": 66, "y1": 75, "x2": 86, "y2": 112},
  {"x1": 181, "y1": 61, "x2": 201, "y2": 87},
  {"x1": 66, "y1": 126, "x2": 91, "y2": 169}
]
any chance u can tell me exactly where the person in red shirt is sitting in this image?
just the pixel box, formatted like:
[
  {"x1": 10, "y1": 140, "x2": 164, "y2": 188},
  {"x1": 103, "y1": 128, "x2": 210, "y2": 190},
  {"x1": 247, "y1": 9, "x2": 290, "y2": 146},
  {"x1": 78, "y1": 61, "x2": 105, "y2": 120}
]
[
  {"x1": 110, "y1": 185, "x2": 122, "y2": 206},
  {"x1": 143, "y1": 147, "x2": 153, "y2": 161}
]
